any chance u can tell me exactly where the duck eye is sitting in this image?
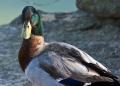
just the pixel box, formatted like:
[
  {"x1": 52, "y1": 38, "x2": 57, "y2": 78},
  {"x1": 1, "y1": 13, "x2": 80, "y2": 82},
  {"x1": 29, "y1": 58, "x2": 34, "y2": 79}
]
[{"x1": 31, "y1": 14, "x2": 39, "y2": 25}]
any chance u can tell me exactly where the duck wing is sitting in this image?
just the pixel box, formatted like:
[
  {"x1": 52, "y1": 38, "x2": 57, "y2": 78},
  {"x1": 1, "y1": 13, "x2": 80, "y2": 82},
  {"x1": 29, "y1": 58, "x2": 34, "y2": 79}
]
[
  {"x1": 66, "y1": 44, "x2": 117, "y2": 80},
  {"x1": 44, "y1": 42, "x2": 117, "y2": 80}
]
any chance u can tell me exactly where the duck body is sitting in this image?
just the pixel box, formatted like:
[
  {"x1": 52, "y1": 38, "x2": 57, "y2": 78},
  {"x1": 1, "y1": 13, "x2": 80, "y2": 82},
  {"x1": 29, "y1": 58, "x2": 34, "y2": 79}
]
[
  {"x1": 22, "y1": 40, "x2": 115, "y2": 83},
  {"x1": 20, "y1": 38, "x2": 119, "y2": 86}
]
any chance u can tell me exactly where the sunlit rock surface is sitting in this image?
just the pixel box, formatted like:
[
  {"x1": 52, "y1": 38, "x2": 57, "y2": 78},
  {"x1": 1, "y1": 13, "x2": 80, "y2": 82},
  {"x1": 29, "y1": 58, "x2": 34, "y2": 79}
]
[{"x1": 76, "y1": 0, "x2": 120, "y2": 18}]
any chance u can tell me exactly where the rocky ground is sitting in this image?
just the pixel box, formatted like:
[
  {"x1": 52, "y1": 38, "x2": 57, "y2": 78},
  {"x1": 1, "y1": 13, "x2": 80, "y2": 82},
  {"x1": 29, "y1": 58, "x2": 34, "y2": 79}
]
[
  {"x1": 0, "y1": 0, "x2": 120, "y2": 86},
  {"x1": 0, "y1": 25, "x2": 29, "y2": 86}
]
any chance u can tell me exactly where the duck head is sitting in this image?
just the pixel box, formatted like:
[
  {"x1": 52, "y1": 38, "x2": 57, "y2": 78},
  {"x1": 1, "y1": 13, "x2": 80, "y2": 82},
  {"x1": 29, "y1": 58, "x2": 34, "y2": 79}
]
[{"x1": 21, "y1": 6, "x2": 43, "y2": 39}]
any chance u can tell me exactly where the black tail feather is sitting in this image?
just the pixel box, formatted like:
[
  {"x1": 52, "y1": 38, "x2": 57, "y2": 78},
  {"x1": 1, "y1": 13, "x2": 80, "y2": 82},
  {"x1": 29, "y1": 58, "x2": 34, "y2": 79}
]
[
  {"x1": 112, "y1": 79, "x2": 120, "y2": 86},
  {"x1": 59, "y1": 78, "x2": 84, "y2": 86},
  {"x1": 91, "y1": 80, "x2": 120, "y2": 86},
  {"x1": 60, "y1": 78, "x2": 120, "y2": 86},
  {"x1": 85, "y1": 63, "x2": 118, "y2": 79}
]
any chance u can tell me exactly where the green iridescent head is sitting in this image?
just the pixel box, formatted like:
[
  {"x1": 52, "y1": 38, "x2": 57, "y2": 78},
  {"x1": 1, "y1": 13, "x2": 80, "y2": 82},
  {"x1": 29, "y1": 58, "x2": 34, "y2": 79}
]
[{"x1": 21, "y1": 6, "x2": 43, "y2": 39}]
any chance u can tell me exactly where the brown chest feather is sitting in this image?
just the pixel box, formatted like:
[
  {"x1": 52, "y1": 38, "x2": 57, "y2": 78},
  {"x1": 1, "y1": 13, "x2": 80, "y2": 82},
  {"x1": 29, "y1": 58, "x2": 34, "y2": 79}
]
[{"x1": 18, "y1": 36, "x2": 44, "y2": 71}]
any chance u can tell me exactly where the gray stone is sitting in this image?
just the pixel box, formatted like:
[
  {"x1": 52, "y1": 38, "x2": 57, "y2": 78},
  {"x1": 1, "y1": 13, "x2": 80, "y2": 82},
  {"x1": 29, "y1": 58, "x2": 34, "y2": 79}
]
[{"x1": 76, "y1": 0, "x2": 120, "y2": 18}]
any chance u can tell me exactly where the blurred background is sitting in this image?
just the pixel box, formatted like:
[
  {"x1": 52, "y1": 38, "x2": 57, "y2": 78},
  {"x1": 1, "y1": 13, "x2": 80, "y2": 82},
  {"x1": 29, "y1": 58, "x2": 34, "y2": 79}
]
[
  {"x1": 0, "y1": 0, "x2": 120, "y2": 86},
  {"x1": 0, "y1": 0, "x2": 76, "y2": 25}
]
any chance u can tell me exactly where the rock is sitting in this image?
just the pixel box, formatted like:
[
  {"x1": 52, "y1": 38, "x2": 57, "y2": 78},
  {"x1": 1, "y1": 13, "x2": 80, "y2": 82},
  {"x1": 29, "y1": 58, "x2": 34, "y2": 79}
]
[
  {"x1": 0, "y1": 25, "x2": 29, "y2": 86},
  {"x1": 76, "y1": 0, "x2": 120, "y2": 18},
  {"x1": 10, "y1": 11, "x2": 98, "y2": 31},
  {"x1": 10, "y1": 15, "x2": 22, "y2": 27}
]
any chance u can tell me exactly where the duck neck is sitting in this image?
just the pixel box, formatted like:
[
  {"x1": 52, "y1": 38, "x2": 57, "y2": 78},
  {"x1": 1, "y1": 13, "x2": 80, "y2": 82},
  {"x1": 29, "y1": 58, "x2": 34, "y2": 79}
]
[{"x1": 18, "y1": 35, "x2": 45, "y2": 72}]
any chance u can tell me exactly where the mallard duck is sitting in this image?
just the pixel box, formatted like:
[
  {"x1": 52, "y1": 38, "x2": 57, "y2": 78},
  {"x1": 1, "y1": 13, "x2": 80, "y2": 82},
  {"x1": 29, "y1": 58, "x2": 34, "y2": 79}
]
[{"x1": 18, "y1": 6, "x2": 119, "y2": 86}]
